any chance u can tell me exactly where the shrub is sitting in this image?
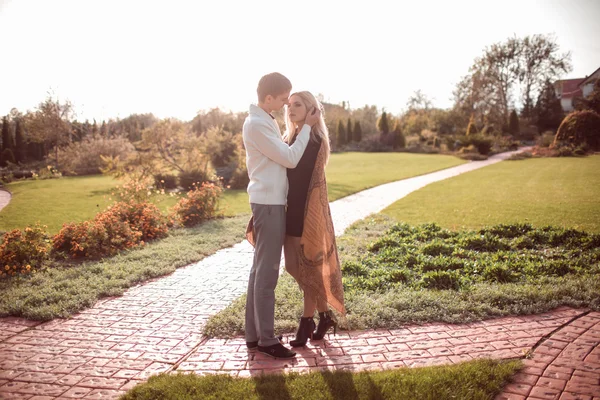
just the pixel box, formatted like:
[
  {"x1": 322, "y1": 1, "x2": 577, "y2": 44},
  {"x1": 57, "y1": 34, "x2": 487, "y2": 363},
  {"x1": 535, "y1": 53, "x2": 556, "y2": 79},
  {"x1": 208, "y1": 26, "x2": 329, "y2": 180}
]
[
  {"x1": 179, "y1": 169, "x2": 212, "y2": 191},
  {"x1": 0, "y1": 148, "x2": 16, "y2": 166},
  {"x1": 32, "y1": 165, "x2": 62, "y2": 180},
  {"x1": 53, "y1": 217, "x2": 141, "y2": 259},
  {"x1": 0, "y1": 224, "x2": 51, "y2": 278},
  {"x1": 421, "y1": 241, "x2": 454, "y2": 257},
  {"x1": 357, "y1": 135, "x2": 392, "y2": 152},
  {"x1": 538, "y1": 131, "x2": 555, "y2": 147},
  {"x1": 52, "y1": 201, "x2": 167, "y2": 259},
  {"x1": 341, "y1": 261, "x2": 369, "y2": 277},
  {"x1": 105, "y1": 201, "x2": 169, "y2": 241},
  {"x1": 482, "y1": 264, "x2": 518, "y2": 283},
  {"x1": 172, "y1": 182, "x2": 223, "y2": 227},
  {"x1": 468, "y1": 135, "x2": 493, "y2": 155},
  {"x1": 57, "y1": 135, "x2": 135, "y2": 175},
  {"x1": 507, "y1": 151, "x2": 532, "y2": 161},
  {"x1": 419, "y1": 270, "x2": 462, "y2": 290},
  {"x1": 554, "y1": 110, "x2": 600, "y2": 151},
  {"x1": 154, "y1": 174, "x2": 178, "y2": 190},
  {"x1": 486, "y1": 223, "x2": 534, "y2": 239},
  {"x1": 228, "y1": 164, "x2": 249, "y2": 189}
]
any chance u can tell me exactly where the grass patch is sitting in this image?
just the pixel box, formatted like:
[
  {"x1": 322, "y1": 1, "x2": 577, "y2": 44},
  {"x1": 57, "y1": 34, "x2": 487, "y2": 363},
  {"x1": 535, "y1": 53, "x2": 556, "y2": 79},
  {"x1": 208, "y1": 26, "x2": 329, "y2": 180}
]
[
  {"x1": 1, "y1": 153, "x2": 464, "y2": 231},
  {"x1": 382, "y1": 156, "x2": 600, "y2": 233},
  {"x1": 216, "y1": 152, "x2": 466, "y2": 216},
  {"x1": 204, "y1": 215, "x2": 600, "y2": 337},
  {"x1": 0, "y1": 175, "x2": 179, "y2": 234},
  {"x1": 120, "y1": 359, "x2": 520, "y2": 400},
  {"x1": 0, "y1": 215, "x2": 248, "y2": 320}
]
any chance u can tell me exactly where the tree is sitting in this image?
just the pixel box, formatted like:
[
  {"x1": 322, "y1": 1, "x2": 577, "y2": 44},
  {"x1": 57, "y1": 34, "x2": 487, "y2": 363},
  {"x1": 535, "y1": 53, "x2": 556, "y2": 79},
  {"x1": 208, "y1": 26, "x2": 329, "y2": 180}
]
[
  {"x1": 509, "y1": 109, "x2": 520, "y2": 135},
  {"x1": 466, "y1": 114, "x2": 478, "y2": 135},
  {"x1": 14, "y1": 119, "x2": 27, "y2": 163},
  {"x1": 455, "y1": 35, "x2": 571, "y2": 130},
  {"x1": 353, "y1": 121, "x2": 362, "y2": 142},
  {"x1": 392, "y1": 121, "x2": 405, "y2": 149},
  {"x1": 406, "y1": 90, "x2": 432, "y2": 110},
  {"x1": 377, "y1": 111, "x2": 390, "y2": 135},
  {"x1": 346, "y1": 118, "x2": 353, "y2": 143},
  {"x1": 1, "y1": 116, "x2": 13, "y2": 151},
  {"x1": 534, "y1": 80, "x2": 564, "y2": 132},
  {"x1": 25, "y1": 96, "x2": 74, "y2": 168},
  {"x1": 336, "y1": 120, "x2": 346, "y2": 147},
  {"x1": 519, "y1": 34, "x2": 572, "y2": 116}
]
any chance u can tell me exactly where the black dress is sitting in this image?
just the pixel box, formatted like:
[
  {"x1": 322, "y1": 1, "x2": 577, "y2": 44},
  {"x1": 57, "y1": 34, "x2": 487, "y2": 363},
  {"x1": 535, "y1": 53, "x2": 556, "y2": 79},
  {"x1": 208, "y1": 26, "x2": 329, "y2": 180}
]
[{"x1": 286, "y1": 133, "x2": 322, "y2": 237}]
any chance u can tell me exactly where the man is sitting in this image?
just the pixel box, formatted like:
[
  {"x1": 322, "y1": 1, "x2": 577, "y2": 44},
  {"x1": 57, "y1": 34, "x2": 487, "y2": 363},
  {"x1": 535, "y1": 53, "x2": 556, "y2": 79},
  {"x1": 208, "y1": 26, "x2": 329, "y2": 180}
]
[{"x1": 243, "y1": 72, "x2": 320, "y2": 359}]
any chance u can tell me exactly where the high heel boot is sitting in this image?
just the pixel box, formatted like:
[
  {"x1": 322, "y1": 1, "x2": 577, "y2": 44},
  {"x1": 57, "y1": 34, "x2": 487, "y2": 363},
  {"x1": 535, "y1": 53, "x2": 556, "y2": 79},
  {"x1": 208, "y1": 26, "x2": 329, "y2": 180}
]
[
  {"x1": 312, "y1": 310, "x2": 337, "y2": 340},
  {"x1": 289, "y1": 317, "x2": 315, "y2": 347}
]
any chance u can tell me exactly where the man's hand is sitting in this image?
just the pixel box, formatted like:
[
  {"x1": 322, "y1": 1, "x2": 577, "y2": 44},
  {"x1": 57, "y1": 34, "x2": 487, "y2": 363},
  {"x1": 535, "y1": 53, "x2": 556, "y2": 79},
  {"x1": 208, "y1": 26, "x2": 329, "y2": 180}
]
[{"x1": 305, "y1": 107, "x2": 321, "y2": 127}]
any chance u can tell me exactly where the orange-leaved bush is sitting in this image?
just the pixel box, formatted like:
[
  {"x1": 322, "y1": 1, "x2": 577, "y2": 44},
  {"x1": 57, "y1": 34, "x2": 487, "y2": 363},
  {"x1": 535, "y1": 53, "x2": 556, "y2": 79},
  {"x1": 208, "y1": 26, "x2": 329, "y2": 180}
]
[
  {"x1": 0, "y1": 224, "x2": 51, "y2": 279},
  {"x1": 172, "y1": 182, "x2": 223, "y2": 227},
  {"x1": 53, "y1": 201, "x2": 169, "y2": 259}
]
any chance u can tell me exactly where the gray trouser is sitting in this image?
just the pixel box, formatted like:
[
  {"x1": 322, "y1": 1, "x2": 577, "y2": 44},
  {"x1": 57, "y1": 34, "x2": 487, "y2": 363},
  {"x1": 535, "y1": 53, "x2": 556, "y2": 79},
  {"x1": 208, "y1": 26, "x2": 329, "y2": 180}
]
[{"x1": 245, "y1": 203, "x2": 285, "y2": 347}]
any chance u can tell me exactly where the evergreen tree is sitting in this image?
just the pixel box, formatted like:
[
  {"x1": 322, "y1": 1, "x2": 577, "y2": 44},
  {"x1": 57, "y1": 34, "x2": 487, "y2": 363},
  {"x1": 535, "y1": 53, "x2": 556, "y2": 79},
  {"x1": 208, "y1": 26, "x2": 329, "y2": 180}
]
[
  {"x1": 14, "y1": 119, "x2": 27, "y2": 163},
  {"x1": 377, "y1": 111, "x2": 390, "y2": 134},
  {"x1": 509, "y1": 109, "x2": 520, "y2": 135},
  {"x1": 1, "y1": 116, "x2": 14, "y2": 151},
  {"x1": 534, "y1": 81, "x2": 564, "y2": 132},
  {"x1": 353, "y1": 121, "x2": 362, "y2": 142},
  {"x1": 393, "y1": 121, "x2": 406, "y2": 149},
  {"x1": 337, "y1": 120, "x2": 346, "y2": 147},
  {"x1": 346, "y1": 118, "x2": 353, "y2": 143}
]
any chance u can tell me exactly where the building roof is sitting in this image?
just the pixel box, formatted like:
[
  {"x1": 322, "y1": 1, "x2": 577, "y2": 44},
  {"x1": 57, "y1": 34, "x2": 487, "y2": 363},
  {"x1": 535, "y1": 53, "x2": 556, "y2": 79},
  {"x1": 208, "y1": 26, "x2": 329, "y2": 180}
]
[
  {"x1": 579, "y1": 67, "x2": 600, "y2": 87},
  {"x1": 555, "y1": 78, "x2": 585, "y2": 98}
]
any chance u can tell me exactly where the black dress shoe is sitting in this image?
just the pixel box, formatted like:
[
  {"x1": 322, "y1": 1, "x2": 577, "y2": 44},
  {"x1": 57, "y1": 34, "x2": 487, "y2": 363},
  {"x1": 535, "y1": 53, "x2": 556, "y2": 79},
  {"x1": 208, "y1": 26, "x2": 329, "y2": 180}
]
[
  {"x1": 246, "y1": 335, "x2": 283, "y2": 350},
  {"x1": 257, "y1": 343, "x2": 296, "y2": 359}
]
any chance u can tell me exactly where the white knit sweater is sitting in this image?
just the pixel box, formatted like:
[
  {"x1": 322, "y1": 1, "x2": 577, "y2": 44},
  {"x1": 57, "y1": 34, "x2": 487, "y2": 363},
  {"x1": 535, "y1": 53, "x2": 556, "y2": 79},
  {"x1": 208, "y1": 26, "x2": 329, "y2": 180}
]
[{"x1": 242, "y1": 104, "x2": 310, "y2": 205}]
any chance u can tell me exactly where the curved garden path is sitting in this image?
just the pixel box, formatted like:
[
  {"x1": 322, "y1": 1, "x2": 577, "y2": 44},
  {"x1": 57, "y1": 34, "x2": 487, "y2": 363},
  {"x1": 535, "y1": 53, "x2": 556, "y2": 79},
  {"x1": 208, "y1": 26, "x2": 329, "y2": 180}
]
[
  {"x1": 1, "y1": 148, "x2": 598, "y2": 400},
  {"x1": 0, "y1": 190, "x2": 11, "y2": 213}
]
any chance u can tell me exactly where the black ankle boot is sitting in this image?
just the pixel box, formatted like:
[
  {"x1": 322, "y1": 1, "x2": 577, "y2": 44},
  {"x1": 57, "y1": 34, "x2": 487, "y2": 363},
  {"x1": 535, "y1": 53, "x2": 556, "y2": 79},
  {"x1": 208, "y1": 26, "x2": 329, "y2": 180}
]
[
  {"x1": 289, "y1": 317, "x2": 315, "y2": 347},
  {"x1": 313, "y1": 310, "x2": 337, "y2": 340}
]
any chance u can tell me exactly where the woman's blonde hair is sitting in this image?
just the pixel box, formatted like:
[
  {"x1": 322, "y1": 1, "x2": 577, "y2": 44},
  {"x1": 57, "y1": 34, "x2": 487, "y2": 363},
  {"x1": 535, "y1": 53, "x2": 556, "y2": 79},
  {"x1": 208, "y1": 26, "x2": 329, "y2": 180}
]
[{"x1": 283, "y1": 91, "x2": 330, "y2": 164}]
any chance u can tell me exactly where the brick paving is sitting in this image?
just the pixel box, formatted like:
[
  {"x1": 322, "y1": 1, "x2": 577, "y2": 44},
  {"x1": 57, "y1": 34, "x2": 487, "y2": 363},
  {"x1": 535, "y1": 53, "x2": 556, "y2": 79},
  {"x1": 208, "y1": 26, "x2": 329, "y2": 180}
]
[{"x1": 2, "y1": 148, "x2": 598, "y2": 399}]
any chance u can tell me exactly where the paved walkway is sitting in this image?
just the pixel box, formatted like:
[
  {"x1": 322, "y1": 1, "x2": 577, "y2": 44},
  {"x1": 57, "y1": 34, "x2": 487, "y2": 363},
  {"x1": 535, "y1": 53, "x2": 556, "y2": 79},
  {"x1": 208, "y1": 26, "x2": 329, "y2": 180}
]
[
  {"x1": 0, "y1": 148, "x2": 597, "y2": 400},
  {"x1": 0, "y1": 190, "x2": 11, "y2": 213}
]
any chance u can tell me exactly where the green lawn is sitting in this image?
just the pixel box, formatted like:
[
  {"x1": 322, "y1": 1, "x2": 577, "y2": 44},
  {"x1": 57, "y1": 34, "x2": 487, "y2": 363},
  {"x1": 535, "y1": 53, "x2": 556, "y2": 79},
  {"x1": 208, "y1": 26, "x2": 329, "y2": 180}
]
[
  {"x1": 0, "y1": 153, "x2": 465, "y2": 233},
  {"x1": 205, "y1": 156, "x2": 600, "y2": 337},
  {"x1": 120, "y1": 359, "x2": 520, "y2": 400},
  {"x1": 382, "y1": 155, "x2": 600, "y2": 233},
  {"x1": 221, "y1": 152, "x2": 465, "y2": 216}
]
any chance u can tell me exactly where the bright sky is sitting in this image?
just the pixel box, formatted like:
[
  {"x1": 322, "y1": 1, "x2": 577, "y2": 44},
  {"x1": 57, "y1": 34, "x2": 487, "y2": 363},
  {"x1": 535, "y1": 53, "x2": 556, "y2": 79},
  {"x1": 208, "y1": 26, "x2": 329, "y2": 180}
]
[{"x1": 1, "y1": 0, "x2": 599, "y2": 121}]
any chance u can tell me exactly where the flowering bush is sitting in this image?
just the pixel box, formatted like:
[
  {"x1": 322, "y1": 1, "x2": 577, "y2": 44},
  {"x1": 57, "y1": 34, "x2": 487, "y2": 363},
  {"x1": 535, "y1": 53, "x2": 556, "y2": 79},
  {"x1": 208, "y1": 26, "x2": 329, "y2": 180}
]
[
  {"x1": 172, "y1": 183, "x2": 222, "y2": 227},
  {"x1": 105, "y1": 201, "x2": 169, "y2": 241},
  {"x1": 53, "y1": 217, "x2": 141, "y2": 259},
  {"x1": 32, "y1": 165, "x2": 62, "y2": 180},
  {"x1": 112, "y1": 175, "x2": 155, "y2": 203},
  {"x1": 0, "y1": 224, "x2": 51, "y2": 278},
  {"x1": 53, "y1": 201, "x2": 169, "y2": 259}
]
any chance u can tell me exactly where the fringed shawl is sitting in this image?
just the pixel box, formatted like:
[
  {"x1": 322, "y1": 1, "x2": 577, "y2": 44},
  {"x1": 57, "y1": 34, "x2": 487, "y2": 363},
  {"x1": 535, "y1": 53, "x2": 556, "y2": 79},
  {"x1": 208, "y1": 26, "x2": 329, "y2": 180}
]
[{"x1": 246, "y1": 142, "x2": 345, "y2": 315}]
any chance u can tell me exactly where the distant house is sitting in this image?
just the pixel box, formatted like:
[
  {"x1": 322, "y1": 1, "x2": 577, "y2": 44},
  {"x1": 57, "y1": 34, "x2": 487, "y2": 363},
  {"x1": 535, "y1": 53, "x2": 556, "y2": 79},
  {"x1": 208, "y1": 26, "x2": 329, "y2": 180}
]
[
  {"x1": 554, "y1": 67, "x2": 600, "y2": 112},
  {"x1": 579, "y1": 67, "x2": 600, "y2": 98}
]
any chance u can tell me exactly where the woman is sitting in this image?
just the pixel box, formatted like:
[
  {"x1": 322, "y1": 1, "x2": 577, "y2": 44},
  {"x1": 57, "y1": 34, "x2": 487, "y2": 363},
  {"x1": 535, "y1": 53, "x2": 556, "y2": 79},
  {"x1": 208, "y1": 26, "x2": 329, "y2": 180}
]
[{"x1": 283, "y1": 91, "x2": 345, "y2": 347}]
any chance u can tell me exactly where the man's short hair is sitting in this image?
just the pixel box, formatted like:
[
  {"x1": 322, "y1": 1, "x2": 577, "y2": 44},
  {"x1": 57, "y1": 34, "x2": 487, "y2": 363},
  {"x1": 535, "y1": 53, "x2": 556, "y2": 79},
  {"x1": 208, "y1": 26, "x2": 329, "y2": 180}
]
[{"x1": 257, "y1": 73, "x2": 292, "y2": 102}]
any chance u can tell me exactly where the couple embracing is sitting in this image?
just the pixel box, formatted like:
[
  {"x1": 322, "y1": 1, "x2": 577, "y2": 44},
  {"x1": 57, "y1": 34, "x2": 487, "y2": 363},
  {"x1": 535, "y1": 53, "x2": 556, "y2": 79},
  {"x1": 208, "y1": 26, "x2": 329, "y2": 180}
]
[{"x1": 242, "y1": 72, "x2": 345, "y2": 359}]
